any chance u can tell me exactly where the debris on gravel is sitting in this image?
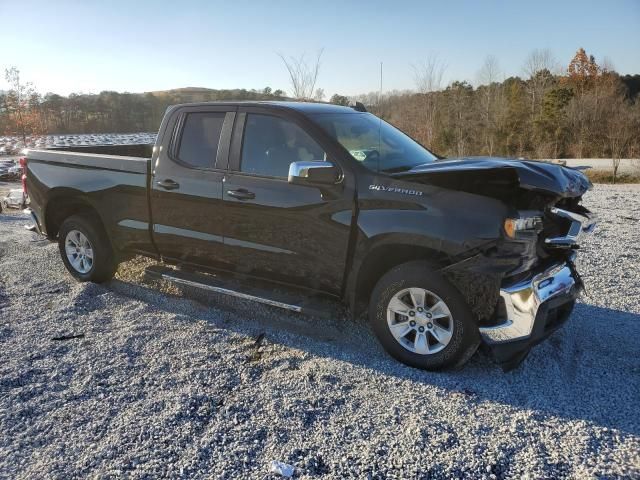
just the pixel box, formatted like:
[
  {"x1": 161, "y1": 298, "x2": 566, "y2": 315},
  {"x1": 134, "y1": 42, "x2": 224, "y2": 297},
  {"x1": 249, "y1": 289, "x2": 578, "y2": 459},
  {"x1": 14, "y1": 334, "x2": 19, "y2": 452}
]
[
  {"x1": 270, "y1": 460, "x2": 295, "y2": 477},
  {"x1": 0, "y1": 184, "x2": 639, "y2": 479}
]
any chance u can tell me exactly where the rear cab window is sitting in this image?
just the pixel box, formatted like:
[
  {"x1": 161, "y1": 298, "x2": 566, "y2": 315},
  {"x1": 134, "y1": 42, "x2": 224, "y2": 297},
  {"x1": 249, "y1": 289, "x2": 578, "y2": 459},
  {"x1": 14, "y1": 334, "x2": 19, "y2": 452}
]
[{"x1": 176, "y1": 112, "x2": 226, "y2": 169}]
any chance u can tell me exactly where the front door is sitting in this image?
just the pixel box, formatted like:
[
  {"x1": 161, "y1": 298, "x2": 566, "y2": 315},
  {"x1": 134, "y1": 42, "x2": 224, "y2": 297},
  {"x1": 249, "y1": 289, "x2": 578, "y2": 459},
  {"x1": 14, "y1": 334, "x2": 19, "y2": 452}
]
[
  {"x1": 150, "y1": 106, "x2": 235, "y2": 269},
  {"x1": 220, "y1": 109, "x2": 355, "y2": 294}
]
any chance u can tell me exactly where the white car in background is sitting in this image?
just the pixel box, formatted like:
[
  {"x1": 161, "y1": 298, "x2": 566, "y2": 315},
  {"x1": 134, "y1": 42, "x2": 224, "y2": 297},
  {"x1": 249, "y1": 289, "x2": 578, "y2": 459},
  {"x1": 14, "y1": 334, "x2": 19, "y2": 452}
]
[
  {"x1": 8, "y1": 165, "x2": 22, "y2": 179},
  {"x1": 1, "y1": 189, "x2": 27, "y2": 210}
]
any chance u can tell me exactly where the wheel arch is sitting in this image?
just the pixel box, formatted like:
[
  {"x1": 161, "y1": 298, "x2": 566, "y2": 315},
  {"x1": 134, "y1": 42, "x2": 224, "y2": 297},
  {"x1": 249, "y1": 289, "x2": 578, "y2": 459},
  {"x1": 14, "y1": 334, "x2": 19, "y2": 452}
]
[
  {"x1": 44, "y1": 189, "x2": 107, "y2": 240},
  {"x1": 347, "y1": 242, "x2": 450, "y2": 319}
]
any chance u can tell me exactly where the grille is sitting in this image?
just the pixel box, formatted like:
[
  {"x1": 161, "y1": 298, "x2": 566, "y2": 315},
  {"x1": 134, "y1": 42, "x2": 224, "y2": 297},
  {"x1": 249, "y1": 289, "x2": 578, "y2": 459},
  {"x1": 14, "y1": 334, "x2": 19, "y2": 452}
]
[{"x1": 542, "y1": 206, "x2": 596, "y2": 249}]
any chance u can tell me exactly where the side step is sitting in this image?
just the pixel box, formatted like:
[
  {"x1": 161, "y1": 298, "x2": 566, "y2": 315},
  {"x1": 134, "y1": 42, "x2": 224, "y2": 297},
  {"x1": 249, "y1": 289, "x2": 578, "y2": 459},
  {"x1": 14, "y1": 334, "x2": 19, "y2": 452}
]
[{"x1": 144, "y1": 265, "x2": 335, "y2": 318}]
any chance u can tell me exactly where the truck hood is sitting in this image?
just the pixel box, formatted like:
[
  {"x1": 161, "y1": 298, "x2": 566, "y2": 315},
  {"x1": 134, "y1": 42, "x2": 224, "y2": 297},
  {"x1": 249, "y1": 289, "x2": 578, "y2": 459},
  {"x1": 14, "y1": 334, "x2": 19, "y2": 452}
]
[{"x1": 393, "y1": 157, "x2": 592, "y2": 198}]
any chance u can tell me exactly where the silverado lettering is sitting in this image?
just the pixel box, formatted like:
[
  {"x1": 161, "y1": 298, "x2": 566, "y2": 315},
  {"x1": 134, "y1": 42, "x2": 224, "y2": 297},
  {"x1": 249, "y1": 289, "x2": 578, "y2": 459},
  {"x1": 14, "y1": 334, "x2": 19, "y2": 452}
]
[{"x1": 369, "y1": 185, "x2": 424, "y2": 196}]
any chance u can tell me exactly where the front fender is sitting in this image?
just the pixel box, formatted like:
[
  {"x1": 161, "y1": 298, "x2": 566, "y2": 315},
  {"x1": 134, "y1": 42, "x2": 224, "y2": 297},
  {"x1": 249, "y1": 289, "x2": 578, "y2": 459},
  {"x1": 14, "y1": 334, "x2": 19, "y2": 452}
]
[
  {"x1": 344, "y1": 182, "x2": 511, "y2": 318},
  {"x1": 354, "y1": 184, "x2": 510, "y2": 263}
]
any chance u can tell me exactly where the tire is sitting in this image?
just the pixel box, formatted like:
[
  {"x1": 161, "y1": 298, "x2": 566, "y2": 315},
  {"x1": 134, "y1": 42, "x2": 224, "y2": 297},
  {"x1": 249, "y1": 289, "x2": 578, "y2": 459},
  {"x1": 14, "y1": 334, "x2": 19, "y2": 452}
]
[
  {"x1": 369, "y1": 260, "x2": 480, "y2": 371},
  {"x1": 58, "y1": 214, "x2": 117, "y2": 283}
]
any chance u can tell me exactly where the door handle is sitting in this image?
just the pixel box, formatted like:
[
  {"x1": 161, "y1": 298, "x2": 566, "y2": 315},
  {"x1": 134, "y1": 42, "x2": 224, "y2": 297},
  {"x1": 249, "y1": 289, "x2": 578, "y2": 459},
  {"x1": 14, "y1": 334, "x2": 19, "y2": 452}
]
[
  {"x1": 227, "y1": 189, "x2": 255, "y2": 200},
  {"x1": 157, "y1": 179, "x2": 180, "y2": 190}
]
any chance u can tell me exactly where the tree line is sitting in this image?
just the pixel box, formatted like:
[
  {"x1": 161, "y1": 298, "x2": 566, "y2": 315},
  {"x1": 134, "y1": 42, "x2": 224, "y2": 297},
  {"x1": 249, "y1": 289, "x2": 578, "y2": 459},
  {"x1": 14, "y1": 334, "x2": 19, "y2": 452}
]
[
  {"x1": 2, "y1": 48, "x2": 639, "y2": 176},
  {"x1": 354, "y1": 49, "x2": 639, "y2": 172},
  {"x1": 0, "y1": 82, "x2": 286, "y2": 139}
]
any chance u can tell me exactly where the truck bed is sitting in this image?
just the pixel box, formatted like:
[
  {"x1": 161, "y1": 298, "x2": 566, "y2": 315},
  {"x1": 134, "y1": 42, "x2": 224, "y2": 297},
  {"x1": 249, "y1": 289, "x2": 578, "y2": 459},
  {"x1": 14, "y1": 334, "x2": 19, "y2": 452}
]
[
  {"x1": 25, "y1": 147, "x2": 153, "y2": 255},
  {"x1": 28, "y1": 147, "x2": 150, "y2": 174},
  {"x1": 47, "y1": 143, "x2": 153, "y2": 160}
]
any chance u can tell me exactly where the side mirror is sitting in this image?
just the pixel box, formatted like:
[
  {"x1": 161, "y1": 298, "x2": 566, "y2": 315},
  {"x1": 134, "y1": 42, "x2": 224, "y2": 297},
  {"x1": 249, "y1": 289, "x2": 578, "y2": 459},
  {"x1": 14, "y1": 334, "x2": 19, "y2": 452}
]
[{"x1": 288, "y1": 161, "x2": 340, "y2": 186}]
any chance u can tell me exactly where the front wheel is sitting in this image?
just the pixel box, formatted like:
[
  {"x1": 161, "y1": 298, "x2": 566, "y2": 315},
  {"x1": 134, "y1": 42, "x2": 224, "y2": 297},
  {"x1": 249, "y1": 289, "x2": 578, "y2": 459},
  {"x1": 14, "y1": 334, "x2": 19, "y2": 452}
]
[
  {"x1": 58, "y1": 215, "x2": 117, "y2": 283},
  {"x1": 369, "y1": 261, "x2": 480, "y2": 371}
]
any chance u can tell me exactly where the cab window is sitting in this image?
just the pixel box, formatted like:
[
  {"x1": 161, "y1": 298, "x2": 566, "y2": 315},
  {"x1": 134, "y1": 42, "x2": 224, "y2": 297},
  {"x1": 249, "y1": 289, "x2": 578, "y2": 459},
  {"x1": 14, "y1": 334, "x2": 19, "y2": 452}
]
[
  {"x1": 240, "y1": 114, "x2": 325, "y2": 178},
  {"x1": 177, "y1": 112, "x2": 226, "y2": 168}
]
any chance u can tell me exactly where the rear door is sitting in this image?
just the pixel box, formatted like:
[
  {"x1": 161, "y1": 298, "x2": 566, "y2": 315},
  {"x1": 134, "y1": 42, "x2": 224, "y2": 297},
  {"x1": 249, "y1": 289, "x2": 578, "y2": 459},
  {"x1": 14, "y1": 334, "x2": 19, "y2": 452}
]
[
  {"x1": 150, "y1": 105, "x2": 235, "y2": 268},
  {"x1": 219, "y1": 107, "x2": 355, "y2": 294}
]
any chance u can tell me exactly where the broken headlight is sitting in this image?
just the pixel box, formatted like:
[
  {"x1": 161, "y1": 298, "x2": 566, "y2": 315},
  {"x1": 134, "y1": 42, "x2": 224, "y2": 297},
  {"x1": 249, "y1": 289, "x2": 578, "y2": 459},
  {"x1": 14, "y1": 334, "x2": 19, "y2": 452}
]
[{"x1": 504, "y1": 212, "x2": 543, "y2": 239}]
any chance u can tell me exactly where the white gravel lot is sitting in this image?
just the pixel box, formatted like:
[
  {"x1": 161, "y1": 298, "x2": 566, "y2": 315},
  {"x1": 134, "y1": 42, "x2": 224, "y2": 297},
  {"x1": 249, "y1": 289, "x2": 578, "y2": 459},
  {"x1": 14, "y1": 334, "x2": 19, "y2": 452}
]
[{"x1": 0, "y1": 185, "x2": 639, "y2": 479}]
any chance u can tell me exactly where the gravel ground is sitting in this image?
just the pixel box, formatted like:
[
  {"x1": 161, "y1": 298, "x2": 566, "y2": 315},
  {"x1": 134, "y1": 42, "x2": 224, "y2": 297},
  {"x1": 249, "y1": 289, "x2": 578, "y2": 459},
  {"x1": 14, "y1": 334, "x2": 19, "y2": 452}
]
[{"x1": 1, "y1": 185, "x2": 639, "y2": 479}]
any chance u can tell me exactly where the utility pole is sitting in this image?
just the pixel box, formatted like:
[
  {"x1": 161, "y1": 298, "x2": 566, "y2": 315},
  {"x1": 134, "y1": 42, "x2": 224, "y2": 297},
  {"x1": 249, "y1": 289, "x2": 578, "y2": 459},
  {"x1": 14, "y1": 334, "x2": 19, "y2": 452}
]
[{"x1": 379, "y1": 62, "x2": 383, "y2": 106}]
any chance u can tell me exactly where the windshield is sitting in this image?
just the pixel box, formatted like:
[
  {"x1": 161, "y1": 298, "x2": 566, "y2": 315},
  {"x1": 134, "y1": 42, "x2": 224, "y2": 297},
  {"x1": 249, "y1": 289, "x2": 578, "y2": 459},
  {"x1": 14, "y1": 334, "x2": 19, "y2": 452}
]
[{"x1": 311, "y1": 113, "x2": 438, "y2": 173}]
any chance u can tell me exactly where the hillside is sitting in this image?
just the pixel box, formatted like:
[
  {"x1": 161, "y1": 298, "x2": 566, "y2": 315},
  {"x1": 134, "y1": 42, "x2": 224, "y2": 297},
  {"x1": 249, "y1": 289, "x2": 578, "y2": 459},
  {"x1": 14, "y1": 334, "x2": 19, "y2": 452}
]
[{"x1": 145, "y1": 86, "x2": 287, "y2": 103}]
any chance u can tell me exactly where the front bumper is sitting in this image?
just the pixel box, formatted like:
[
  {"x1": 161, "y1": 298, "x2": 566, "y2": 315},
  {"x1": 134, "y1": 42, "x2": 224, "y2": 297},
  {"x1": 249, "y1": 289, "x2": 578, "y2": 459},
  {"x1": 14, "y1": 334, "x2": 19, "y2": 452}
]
[{"x1": 479, "y1": 259, "x2": 582, "y2": 370}]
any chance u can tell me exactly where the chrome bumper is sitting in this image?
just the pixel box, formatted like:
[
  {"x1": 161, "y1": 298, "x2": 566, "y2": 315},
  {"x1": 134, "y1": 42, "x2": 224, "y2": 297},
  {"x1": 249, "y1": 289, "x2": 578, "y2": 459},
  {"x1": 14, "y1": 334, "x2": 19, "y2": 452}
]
[
  {"x1": 479, "y1": 261, "x2": 580, "y2": 344},
  {"x1": 23, "y1": 208, "x2": 43, "y2": 234}
]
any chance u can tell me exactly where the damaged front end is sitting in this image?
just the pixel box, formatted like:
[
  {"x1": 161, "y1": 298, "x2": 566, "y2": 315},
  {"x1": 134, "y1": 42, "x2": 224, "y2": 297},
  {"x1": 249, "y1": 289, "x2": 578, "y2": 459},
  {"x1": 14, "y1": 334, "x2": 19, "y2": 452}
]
[
  {"x1": 481, "y1": 201, "x2": 595, "y2": 370},
  {"x1": 401, "y1": 157, "x2": 597, "y2": 370},
  {"x1": 480, "y1": 257, "x2": 582, "y2": 370}
]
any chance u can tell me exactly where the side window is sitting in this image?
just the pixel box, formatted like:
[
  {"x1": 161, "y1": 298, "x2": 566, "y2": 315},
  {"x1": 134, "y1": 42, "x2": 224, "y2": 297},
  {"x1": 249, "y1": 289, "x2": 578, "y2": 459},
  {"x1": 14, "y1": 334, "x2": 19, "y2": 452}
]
[
  {"x1": 240, "y1": 114, "x2": 325, "y2": 178},
  {"x1": 176, "y1": 112, "x2": 226, "y2": 169}
]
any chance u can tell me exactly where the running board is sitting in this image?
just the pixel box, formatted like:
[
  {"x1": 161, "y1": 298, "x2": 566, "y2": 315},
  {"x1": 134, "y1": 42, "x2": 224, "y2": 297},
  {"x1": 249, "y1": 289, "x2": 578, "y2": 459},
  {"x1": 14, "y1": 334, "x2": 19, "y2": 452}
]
[{"x1": 144, "y1": 265, "x2": 333, "y2": 317}]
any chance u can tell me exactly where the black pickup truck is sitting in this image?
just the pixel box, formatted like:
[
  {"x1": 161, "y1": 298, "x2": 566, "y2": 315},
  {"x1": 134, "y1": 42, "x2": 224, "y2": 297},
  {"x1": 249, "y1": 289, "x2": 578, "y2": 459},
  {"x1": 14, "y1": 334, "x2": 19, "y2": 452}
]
[{"x1": 24, "y1": 101, "x2": 595, "y2": 370}]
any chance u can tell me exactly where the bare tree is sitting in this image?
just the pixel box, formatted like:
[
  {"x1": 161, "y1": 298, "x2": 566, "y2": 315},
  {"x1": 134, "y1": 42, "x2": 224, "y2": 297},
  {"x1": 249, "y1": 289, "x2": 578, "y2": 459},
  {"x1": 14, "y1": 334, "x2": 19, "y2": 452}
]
[
  {"x1": 412, "y1": 55, "x2": 446, "y2": 94},
  {"x1": 277, "y1": 49, "x2": 324, "y2": 100},
  {"x1": 523, "y1": 49, "x2": 557, "y2": 114},
  {"x1": 477, "y1": 55, "x2": 501, "y2": 87},
  {"x1": 444, "y1": 81, "x2": 474, "y2": 157},
  {"x1": 477, "y1": 56, "x2": 503, "y2": 155},
  {"x1": 565, "y1": 94, "x2": 592, "y2": 159},
  {"x1": 600, "y1": 56, "x2": 615, "y2": 73},
  {"x1": 4, "y1": 67, "x2": 40, "y2": 144},
  {"x1": 411, "y1": 55, "x2": 447, "y2": 147},
  {"x1": 523, "y1": 48, "x2": 557, "y2": 78},
  {"x1": 603, "y1": 95, "x2": 635, "y2": 182},
  {"x1": 313, "y1": 88, "x2": 325, "y2": 101}
]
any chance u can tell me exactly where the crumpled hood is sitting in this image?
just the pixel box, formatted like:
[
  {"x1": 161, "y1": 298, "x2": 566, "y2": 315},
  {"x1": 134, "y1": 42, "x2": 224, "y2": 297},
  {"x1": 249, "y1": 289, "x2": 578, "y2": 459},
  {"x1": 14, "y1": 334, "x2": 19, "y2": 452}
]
[{"x1": 394, "y1": 157, "x2": 592, "y2": 198}]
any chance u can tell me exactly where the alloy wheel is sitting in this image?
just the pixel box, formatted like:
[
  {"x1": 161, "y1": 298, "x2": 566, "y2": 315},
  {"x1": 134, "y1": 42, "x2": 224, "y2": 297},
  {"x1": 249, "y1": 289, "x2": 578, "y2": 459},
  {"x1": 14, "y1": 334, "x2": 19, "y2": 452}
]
[
  {"x1": 65, "y1": 230, "x2": 94, "y2": 274},
  {"x1": 386, "y1": 287, "x2": 454, "y2": 355}
]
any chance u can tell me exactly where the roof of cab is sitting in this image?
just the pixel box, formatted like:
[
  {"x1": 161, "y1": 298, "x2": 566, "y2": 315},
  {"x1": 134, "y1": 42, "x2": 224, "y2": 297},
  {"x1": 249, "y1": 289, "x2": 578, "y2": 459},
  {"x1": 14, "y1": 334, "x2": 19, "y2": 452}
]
[{"x1": 172, "y1": 101, "x2": 360, "y2": 115}]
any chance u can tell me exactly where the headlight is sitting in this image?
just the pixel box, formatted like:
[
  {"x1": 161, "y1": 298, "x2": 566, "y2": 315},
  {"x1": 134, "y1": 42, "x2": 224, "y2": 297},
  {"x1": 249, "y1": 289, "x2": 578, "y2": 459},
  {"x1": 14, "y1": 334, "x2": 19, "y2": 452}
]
[{"x1": 504, "y1": 214, "x2": 543, "y2": 239}]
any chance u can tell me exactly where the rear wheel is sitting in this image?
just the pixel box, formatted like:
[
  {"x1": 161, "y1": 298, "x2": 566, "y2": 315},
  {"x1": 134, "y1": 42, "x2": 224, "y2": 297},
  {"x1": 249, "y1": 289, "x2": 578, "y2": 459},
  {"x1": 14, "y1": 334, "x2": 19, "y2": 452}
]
[
  {"x1": 369, "y1": 261, "x2": 480, "y2": 371},
  {"x1": 58, "y1": 215, "x2": 117, "y2": 282}
]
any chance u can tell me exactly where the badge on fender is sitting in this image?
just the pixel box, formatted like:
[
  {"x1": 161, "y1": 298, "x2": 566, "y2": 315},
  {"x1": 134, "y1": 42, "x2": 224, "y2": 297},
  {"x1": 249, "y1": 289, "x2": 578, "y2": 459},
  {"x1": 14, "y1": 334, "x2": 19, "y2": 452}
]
[{"x1": 369, "y1": 184, "x2": 424, "y2": 196}]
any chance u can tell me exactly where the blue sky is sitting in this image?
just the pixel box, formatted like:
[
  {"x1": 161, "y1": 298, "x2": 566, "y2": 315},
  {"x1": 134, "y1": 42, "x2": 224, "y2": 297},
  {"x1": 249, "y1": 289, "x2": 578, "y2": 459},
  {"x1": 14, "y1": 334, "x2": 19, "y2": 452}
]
[{"x1": 1, "y1": 0, "x2": 639, "y2": 97}]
